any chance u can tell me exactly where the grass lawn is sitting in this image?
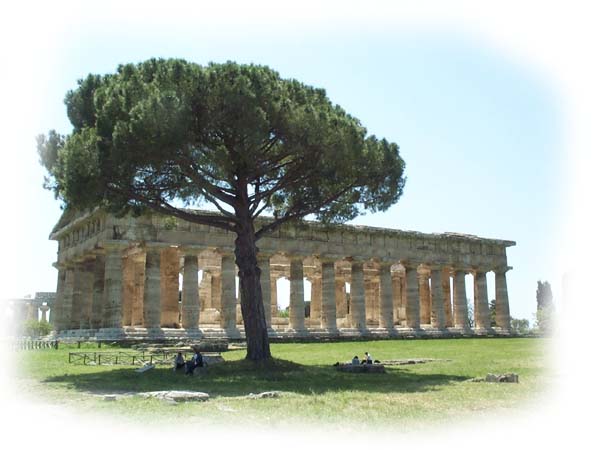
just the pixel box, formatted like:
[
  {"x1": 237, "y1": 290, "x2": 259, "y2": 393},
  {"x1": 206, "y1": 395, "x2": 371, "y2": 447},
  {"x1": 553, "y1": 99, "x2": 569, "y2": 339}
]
[{"x1": 13, "y1": 338, "x2": 553, "y2": 430}]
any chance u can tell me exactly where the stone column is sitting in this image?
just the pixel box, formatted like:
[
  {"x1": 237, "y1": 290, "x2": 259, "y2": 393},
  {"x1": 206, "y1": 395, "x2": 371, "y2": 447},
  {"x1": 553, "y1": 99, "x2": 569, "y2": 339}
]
[
  {"x1": 103, "y1": 244, "x2": 124, "y2": 329},
  {"x1": 350, "y1": 260, "x2": 366, "y2": 331},
  {"x1": 220, "y1": 252, "x2": 237, "y2": 333},
  {"x1": 53, "y1": 265, "x2": 66, "y2": 331},
  {"x1": 40, "y1": 305, "x2": 50, "y2": 322},
  {"x1": 495, "y1": 267, "x2": 511, "y2": 330},
  {"x1": 419, "y1": 270, "x2": 431, "y2": 325},
  {"x1": 199, "y1": 271, "x2": 212, "y2": 310},
  {"x1": 430, "y1": 267, "x2": 446, "y2": 329},
  {"x1": 70, "y1": 262, "x2": 85, "y2": 329},
  {"x1": 452, "y1": 270, "x2": 469, "y2": 329},
  {"x1": 289, "y1": 256, "x2": 306, "y2": 331},
  {"x1": 391, "y1": 272, "x2": 402, "y2": 324},
  {"x1": 320, "y1": 259, "x2": 337, "y2": 332},
  {"x1": 335, "y1": 275, "x2": 347, "y2": 318},
  {"x1": 182, "y1": 252, "x2": 200, "y2": 329},
  {"x1": 121, "y1": 256, "x2": 135, "y2": 327},
  {"x1": 161, "y1": 247, "x2": 180, "y2": 327},
  {"x1": 404, "y1": 263, "x2": 420, "y2": 329},
  {"x1": 258, "y1": 254, "x2": 272, "y2": 328},
  {"x1": 143, "y1": 246, "x2": 162, "y2": 329},
  {"x1": 90, "y1": 254, "x2": 105, "y2": 329},
  {"x1": 310, "y1": 275, "x2": 323, "y2": 323},
  {"x1": 270, "y1": 275, "x2": 278, "y2": 318},
  {"x1": 474, "y1": 270, "x2": 491, "y2": 330},
  {"x1": 131, "y1": 255, "x2": 145, "y2": 326},
  {"x1": 379, "y1": 262, "x2": 394, "y2": 330},
  {"x1": 79, "y1": 260, "x2": 95, "y2": 329},
  {"x1": 442, "y1": 268, "x2": 454, "y2": 327},
  {"x1": 62, "y1": 265, "x2": 75, "y2": 329}
]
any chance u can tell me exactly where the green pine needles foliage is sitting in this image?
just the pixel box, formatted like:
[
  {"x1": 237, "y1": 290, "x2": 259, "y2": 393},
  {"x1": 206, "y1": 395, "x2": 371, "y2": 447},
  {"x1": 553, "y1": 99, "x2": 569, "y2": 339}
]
[{"x1": 38, "y1": 59, "x2": 405, "y2": 227}]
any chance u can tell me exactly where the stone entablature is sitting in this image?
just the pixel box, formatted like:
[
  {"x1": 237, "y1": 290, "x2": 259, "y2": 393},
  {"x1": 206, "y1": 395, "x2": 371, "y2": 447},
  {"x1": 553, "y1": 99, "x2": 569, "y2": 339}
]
[
  {"x1": 48, "y1": 208, "x2": 515, "y2": 339},
  {"x1": 51, "y1": 209, "x2": 513, "y2": 270}
]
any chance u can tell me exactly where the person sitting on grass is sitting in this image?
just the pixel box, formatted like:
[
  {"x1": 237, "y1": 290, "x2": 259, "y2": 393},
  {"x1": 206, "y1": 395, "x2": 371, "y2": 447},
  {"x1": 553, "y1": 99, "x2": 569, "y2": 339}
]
[
  {"x1": 173, "y1": 352, "x2": 186, "y2": 372},
  {"x1": 185, "y1": 349, "x2": 204, "y2": 375},
  {"x1": 351, "y1": 355, "x2": 360, "y2": 366},
  {"x1": 361, "y1": 352, "x2": 373, "y2": 365}
]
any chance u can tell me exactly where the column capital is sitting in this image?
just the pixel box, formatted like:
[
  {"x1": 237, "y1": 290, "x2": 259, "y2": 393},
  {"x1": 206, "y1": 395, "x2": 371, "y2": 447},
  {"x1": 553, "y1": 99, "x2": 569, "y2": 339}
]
[
  {"x1": 471, "y1": 266, "x2": 492, "y2": 276},
  {"x1": 494, "y1": 265, "x2": 512, "y2": 274},
  {"x1": 179, "y1": 245, "x2": 203, "y2": 255},
  {"x1": 257, "y1": 252, "x2": 273, "y2": 262},
  {"x1": 316, "y1": 254, "x2": 339, "y2": 264}
]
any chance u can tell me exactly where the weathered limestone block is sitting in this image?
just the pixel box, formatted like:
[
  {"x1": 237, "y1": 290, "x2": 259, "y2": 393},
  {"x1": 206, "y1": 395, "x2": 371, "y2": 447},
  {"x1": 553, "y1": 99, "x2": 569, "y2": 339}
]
[
  {"x1": 139, "y1": 391, "x2": 210, "y2": 402},
  {"x1": 335, "y1": 363, "x2": 385, "y2": 373}
]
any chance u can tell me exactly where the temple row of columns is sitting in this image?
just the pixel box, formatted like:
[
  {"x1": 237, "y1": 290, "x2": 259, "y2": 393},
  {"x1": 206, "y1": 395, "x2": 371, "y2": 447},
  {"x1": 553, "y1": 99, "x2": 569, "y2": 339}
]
[{"x1": 52, "y1": 244, "x2": 511, "y2": 334}]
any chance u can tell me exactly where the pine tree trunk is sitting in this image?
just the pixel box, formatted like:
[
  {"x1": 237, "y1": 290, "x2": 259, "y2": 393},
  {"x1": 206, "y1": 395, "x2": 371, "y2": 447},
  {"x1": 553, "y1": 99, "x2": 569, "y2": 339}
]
[{"x1": 234, "y1": 218, "x2": 271, "y2": 361}]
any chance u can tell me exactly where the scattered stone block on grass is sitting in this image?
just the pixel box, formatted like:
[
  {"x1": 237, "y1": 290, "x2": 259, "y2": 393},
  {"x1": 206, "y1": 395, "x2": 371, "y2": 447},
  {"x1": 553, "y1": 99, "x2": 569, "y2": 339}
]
[
  {"x1": 469, "y1": 373, "x2": 519, "y2": 383},
  {"x1": 485, "y1": 373, "x2": 519, "y2": 383},
  {"x1": 139, "y1": 391, "x2": 210, "y2": 402},
  {"x1": 335, "y1": 363, "x2": 385, "y2": 373},
  {"x1": 247, "y1": 391, "x2": 282, "y2": 399},
  {"x1": 135, "y1": 363, "x2": 155, "y2": 373}
]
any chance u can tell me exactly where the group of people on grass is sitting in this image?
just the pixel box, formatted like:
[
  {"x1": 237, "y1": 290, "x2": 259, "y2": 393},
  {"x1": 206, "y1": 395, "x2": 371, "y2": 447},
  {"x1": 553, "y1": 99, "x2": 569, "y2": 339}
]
[
  {"x1": 173, "y1": 350, "x2": 204, "y2": 375},
  {"x1": 351, "y1": 352, "x2": 374, "y2": 365}
]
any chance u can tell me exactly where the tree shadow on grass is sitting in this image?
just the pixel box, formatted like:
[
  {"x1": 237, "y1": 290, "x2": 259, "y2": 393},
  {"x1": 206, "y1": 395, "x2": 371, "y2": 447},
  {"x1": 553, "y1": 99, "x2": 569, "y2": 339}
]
[{"x1": 42, "y1": 358, "x2": 470, "y2": 397}]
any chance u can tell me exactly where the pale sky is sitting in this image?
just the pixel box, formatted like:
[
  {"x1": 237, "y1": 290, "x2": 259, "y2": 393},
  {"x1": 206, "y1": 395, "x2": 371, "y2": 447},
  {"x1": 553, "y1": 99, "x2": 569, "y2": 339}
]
[{"x1": 0, "y1": 2, "x2": 564, "y2": 323}]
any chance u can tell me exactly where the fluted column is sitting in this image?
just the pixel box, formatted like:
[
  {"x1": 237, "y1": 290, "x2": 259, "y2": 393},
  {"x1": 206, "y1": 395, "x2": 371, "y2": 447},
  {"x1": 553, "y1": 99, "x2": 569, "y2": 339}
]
[
  {"x1": 419, "y1": 270, "x2": 431, "y2": 324},
  {"x1": 220, "y1": 252, "x2": 237, "y2": 332},
  {"x1": 103, "y1": 244, "x2": 124, "y2": 329},
  {"x1": 143, "y1": 246, "x2": 162, "y2": 329},
  {"x1": 442, "y1": 268, "x2": 454, "y2": 327},
  {"x1": 270, "y1": 275, "x2": 278, "y2": 318},
  {"x1": 321, "y1": 259, "x2": 337, "y2": 332},
  {"x1": 40, "y1": 305, "x2": 49, "y2": 322},
  {"x1": 379, "y1": 262, "x2": 394, "y2": 329},
  {"x1": 495, "y1": 267, "x2": 511, "y2": 330},
  {"x1": 258, "y1": 254, "x2": 272, "y2": 328},
  {"x1": 335, "y1": 275, "x2": 347, "y2": 318},
  {"x1": 404, "y1": 263, "x2": 420, "y2": 329},
  {"x1": 182, "y1": 252, "x2": 200, "y2": 329},
  {"x1": 70, "y1": 262, "x2": 85, "y2": 329},
  {"x1": 131, "y1": 255, "x2": 145, "y2": 326},
  {"x1": 289, "y1": 256, "x2": 306, "y2": 331},
  {"x1": 79, "y1": 260, "x2": 94, "y2": 329},
  {"x1": 350, "y1": 260, "x2": 366, "y2": 331},
  {"x1": 474, "y1": 270, "x2": 491, "y2": 330},
  {"x1": 52, "y1": 265, "x2": 66, "y2": 331},
  {"x1": 452, "y1": 270, "x2": 469, "y2": 329},
  {"x1": 121, "y1": 256, "x2": 135, "y2": 327},
  {"x1": 90, "y1": 254, "x2": 105, "y2": 329},
  {"x1": 310, "y1": 275, "x2": 323, "y2": 323},
  {"x1": 161, "y1": 247, "x2": 180, "y2": 327},
  {"x1": 430, "y1": 267, "x2": 446, "y2": 329}
]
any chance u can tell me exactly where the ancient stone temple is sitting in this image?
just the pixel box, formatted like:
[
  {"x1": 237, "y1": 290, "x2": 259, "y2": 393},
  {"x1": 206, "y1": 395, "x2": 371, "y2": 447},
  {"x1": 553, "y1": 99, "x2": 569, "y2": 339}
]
[{"x1": 49, "y1": 209, "x2": 515, "y2": 340}]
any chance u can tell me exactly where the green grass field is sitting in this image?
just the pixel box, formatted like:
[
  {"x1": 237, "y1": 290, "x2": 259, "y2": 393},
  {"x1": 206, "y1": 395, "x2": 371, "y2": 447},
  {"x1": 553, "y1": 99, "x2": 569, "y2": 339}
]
[{"x1": 14, "y1": 338, "x2": 553, "y2": 430}]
